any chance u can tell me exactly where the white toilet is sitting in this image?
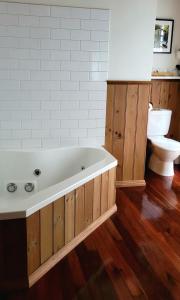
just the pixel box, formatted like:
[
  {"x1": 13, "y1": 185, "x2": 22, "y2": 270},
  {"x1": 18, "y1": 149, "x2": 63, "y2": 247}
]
[{"x1": 147, "y1": 109, "x2": 180, "y2": 176}]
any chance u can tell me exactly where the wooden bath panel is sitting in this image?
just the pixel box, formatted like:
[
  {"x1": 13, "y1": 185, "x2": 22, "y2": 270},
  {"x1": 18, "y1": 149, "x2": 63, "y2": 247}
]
[
  {"x1": 26, "y1": 168, "x2": 116, "y2": 286},
  {"x1": 27, "y1": 169, "x2": 116, "y2": 277},
  {"x1": 0, "y1": 167, "x2": 116, "y2": 292}
]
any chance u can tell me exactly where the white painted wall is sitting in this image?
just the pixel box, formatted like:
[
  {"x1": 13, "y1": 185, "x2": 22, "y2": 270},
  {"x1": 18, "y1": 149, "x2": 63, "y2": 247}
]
[
  {"x1": 1, "y1": 0, "x2": 157, "y2": 80},
  {"x1": 153, "y1": 0, "x2": 180, "y2": 72}
]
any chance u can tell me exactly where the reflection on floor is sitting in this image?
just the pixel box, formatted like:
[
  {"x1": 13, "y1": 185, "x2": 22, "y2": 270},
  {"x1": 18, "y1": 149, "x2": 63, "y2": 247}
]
[{"x1": 2, "y1": 167, "x2": 180, "y2": 300}]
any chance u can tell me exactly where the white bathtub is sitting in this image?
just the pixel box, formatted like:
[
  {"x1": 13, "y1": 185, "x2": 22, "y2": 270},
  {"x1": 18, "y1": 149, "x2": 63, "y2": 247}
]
[{"x1": 0, "y1": 147, "x2": 117, "y2": 220}]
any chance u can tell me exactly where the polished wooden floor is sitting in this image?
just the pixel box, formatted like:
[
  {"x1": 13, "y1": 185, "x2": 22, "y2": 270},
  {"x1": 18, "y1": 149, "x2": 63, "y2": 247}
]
[{"x1": 1, "y1": 167, "x2": 180, "y2": 300}]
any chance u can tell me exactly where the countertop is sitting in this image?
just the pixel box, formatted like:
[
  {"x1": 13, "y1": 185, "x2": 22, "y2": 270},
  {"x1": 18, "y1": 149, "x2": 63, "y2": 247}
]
[{"x1": 151, "y1": 76, "x2": 180, "y2": 80}]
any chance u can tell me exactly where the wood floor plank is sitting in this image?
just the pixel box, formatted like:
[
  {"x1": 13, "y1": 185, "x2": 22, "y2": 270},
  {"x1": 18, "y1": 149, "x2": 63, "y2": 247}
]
[
  {"x1": 116, "y1": 188, "x2": 180, "y2": 299},
  {"x1": 77, "y1": 241, "x2": 118, "y2": 300},
  {"x1": 112, "y1": 215, "x2": 173, "y2": 300}
]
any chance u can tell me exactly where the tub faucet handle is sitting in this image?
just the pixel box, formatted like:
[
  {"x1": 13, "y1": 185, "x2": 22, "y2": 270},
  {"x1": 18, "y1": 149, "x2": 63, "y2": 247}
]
[
  {"x1": 24, "y1": 183, "x2": 34, "y2": 193},
  {"x1": 7, "y1": 183, "x2": 17, "y2": 193}
]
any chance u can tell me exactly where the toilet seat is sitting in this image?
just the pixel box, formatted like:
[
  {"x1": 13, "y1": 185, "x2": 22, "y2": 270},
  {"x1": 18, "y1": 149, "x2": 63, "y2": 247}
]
[{"x1": 149, "y1": 137, "x2": 180, "y2": 152}]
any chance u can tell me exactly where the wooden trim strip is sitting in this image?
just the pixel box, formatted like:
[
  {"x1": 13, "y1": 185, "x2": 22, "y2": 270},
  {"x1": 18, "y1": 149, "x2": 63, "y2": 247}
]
[
  {"x1": 28, "y1": 205, "x2": 117, "y2": 288},
  {"x1": 151, "y1": 79, "x2": 180, "y2": 82},
  {"x1": 107, "y1": 80, "x2": 151, "y2": 85},
  {"x1": 116, "y1": 180, "x2": 146, "y2": 187},
  {"x1": 108, "y1": 79, "x2": 180, "y2": 84}
]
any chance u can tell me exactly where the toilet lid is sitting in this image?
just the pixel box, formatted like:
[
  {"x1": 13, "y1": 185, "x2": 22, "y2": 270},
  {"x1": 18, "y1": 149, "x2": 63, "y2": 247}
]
[{"x1": 150, "y1": 137, "x2": 180, "y2": 151}]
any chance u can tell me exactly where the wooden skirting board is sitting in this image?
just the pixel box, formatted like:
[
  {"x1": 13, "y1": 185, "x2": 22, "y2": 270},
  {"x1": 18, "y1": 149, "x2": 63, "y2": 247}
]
[
  {"x1": 29, "y1": 204, "x2": 117, "y2": 287},
  {"x1": 116, "y1": 180, "x2": 146, "y2": 188}
]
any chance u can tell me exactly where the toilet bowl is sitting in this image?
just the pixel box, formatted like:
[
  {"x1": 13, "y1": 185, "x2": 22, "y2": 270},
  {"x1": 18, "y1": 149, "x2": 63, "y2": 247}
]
[
  {"x1": 147, "y1": 109, "x2": 180, "y2": 177},
  {"x1": 149, "y1": 137, "x2": 180, "y2": 176}
]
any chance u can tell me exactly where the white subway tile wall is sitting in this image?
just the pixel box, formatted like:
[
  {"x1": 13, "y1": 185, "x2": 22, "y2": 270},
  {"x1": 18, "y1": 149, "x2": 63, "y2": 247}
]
[{"x1": 0, "y1": 2, "x2": 110, "y2": 148}]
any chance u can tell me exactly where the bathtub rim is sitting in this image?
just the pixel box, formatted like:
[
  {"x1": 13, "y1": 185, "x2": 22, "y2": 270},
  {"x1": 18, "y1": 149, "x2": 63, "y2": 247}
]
[
  {"x1": 0, "y1": 145, "x2": 108, "y2": 153},
  {"x1": 0, "y1": 146, "x2": 117, "y2": 220}
]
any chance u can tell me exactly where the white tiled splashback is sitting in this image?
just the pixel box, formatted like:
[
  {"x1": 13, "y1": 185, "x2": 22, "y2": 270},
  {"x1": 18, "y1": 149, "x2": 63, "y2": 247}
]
[{"x1": 0, "y1": 2, "x2": 110, "y2": 149}]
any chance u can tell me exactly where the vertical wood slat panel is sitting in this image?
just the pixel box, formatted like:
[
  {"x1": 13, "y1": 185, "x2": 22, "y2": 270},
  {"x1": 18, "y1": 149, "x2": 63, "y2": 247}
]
[
  {"x1": 134, "y1": 85, "x2": 150, "y2": 180},
  {"x1": 151, "y1": 80, "x2": 180, "y2": 141},
  {"x1": 151, "y1": 81, "x2": 161, "y2": 107},
  {"x1": 75, "y1": 186, "x2": 85, "y2": 235},
  {"x1": 113, "y1": 85, "x2": 127, "y2": 139},
  {"x1": 108, "y1": 168, "x2": 116, "y2": 209},
  {"x1": 123, "y1": 85, "x2": 138, "y2": 180},
  {"x1": 101, "y1": 171, "x2": 109, "y2": 214},
  {"x1": 176, "y1": 85, "x2": 180, "y2": 140},
  {"x1": 112, "y1": 139, "x2": 123, "y2": 181},
  {"x1": 105, "y1": 84, "x2": 115, "y2": 152},
  {"x1": 160, "y1": 81, "x2": 170, "y2": 108},
  {"x1": 168, "y1": 82, "x2": 180, "y2": 140},
  {"x1": 93, "y1": 175, "x2": 101, "y2": 221},
  {"x1": 27, "y1": 211, "x2": 40, "y2": 275},
  {"x1": 84, "y1": 180, "x2": 94, "y2": 227},
  {"x1": 112, "y1": 85, "x2": 127, "y2": 180},
  {"x1": 40, "y1": 204, "x2": 53, "y2": 264},
  {"x1": 65, "y1": 191, "x2": 75, "y2": 244},
  {"x1": 53, "y1": 197, "x2": 65, "y2": 254}
]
